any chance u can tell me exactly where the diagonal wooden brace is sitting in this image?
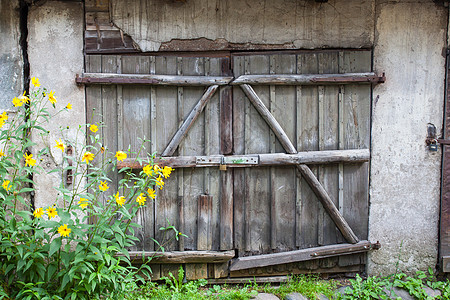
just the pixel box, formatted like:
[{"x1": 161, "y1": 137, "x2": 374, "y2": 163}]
[
  {"x1": 162, "y1": 85, "x2": 219, "y2": 157},
  {"x1": 240, "y1": 84, "x2": 359, "y2": 244}
]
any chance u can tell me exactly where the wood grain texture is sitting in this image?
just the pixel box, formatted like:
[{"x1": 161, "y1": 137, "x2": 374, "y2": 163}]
[
  {"x1": 77, "y1": 73, "x2": 233, "y2": 86},
  {"x1": 229, "y1": 241, "x2": 376, "y2": 271}
]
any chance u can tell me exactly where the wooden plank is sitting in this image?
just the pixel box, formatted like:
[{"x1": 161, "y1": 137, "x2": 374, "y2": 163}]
[
  {"x1": 297, "y1": 165, "x2": 359, "y2": 244},
  {"x1": 240, "y1": 77, "x2": 358, "y2": 245},
  {"x1": 232, "y1": 55, "x2": 246, "y2": 252},
  {"x1": 77, "y1": 73, "x2": 233, "y2": 86},
  {"x1": 197, "y1": 195, "x2": 213, "y2": 250},
  {"x1": 228, "y1": 264, "x2": 362, "y2": 279},
  {"x1": 120, "y1": 250, "x2": 235, "y2": 264},
  {"x1": 271, "y1": 54, "x2": 297, "y2": 252},
  {"x1": 176, "y1": 57, "x2": 185, "y2": 252},
  {"x1": 118, "y1": 149, "x2": 370, "y2": 169},
  {"x1": 244, "y1": 55, "x2": 271, "y2": 254},
  {"x1": 185, "y1": 263, "x2": 208, "y2": 280},
  {"x1": 161, "y1": 85, "x2": 219, "y2": 157},
  {"x1": 154, "y1": 56, "x2": 179, "y2": 251},
  {"x1": 179, "y1": 56, "x2": 207, "y2": 251},
  {"x1": 120, "y1": 55, "x2": 151, "y2": 251},
  {"x1": 240, "y1": 84, "x2": 297, "y2": 154},
  {"x1": 229, "y1": 241, "x2": 377, "y2": 271},
  {"x1": 339, "y1": 51, "x2": 371, "y2": 266},
  {"x1": 297, "y1": 52, "x2": 320, "y2": 249},
  {"x1": 204, "y1": 57, "x2": 222, "y2": 251},
  {"x1": 231, "y1": 73, "x2": 384, "y2": 85}
]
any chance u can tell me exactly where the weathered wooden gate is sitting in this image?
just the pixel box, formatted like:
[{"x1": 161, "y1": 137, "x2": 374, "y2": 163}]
[{"x1": 80, "y1": 50, "x2": 383, "y2": 280}]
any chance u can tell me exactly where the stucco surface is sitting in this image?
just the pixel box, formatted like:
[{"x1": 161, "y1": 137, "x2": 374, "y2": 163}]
[
  {"x1": 111, "y1": 0, "x2": 375, "y2": 52},
  {"x1": 368, "y1": 1, "x2": 446, "y2": 275},
  {"x1": 27, "y1": 2, "x2": 85, "y2": 209},
  {"x1": 0, "y1": 0, "x2": 23, "y2": 109}
]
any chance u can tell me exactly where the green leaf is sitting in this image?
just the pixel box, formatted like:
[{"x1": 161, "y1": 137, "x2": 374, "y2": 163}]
[{"x1": 49, "y1": 237, "x2": 62, "y2": 257}]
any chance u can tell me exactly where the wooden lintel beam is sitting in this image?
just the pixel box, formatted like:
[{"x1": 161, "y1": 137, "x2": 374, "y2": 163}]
[
  {"x1": 162, "y1": 85, "x2": 219, "y2": 157},
  {"x1": 76, "y1": 73, "x2": 233, "y2": 86},
  {"x1": 118, "y1": 250, "x2": 235, "y2": 264},
  {"x1": 232, "y1": 72, "x2": 385, "y2": 85},
  {"x1": 229, "y1": 241, "x2": 379, "y2": 271},
  {"x1": 117, "y1": 149, "x2": 370, "y2": 169}
]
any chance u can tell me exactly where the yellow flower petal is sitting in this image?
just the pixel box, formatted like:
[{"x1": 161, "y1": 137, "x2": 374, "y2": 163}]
[{"x1": 115, "y1": 151, "x2": 127, "y2": 162}]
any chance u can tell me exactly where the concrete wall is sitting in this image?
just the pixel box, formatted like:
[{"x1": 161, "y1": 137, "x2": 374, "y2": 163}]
[
  {"x1": 27, "y1": 1, "x2": 85, "y2": 209},
  {"x1": 0, "y1": 0, "x2": 23, "y2": 109},
  {"x1": 369, "y1": 0, "x2": 447, "y2": 275}
]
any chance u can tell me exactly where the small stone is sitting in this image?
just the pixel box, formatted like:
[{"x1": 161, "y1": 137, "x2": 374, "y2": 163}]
[
  {"x1": 317, "y1": 294, "x2": 330, "y2": 300},
  {"x1": 285, "y1": 292, "x2": 308, "y2": 300},
  {"x1": 252, "y1": 293, "x2": 280, "y2": 300},
  {"x1": 424, "y1": 286, "x2": 442, "y2": 297},
  {"x1": 386, "y1": 287, "x2": 415, "y2": 300}
]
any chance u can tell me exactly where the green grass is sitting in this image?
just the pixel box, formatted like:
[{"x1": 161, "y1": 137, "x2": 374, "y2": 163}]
[{"x1": 115, "y1": 266, "x2": 450, "y2": 300}]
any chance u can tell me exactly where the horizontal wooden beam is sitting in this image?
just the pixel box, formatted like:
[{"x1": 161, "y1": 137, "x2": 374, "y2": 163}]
[
  {"x1": 232, "y1": 73, "x2": 385, "y2": 85},
  {"x1": 119, "y1": 250, "x2": 235, "y2": 264},
  {"x1": 76, "y1": 73, "x2": 233, "y2": 86},
  {"x1": 229, "y1": 241, "x2": 380, "y2": 271},
  {"x1": 117, "y1": 149, "x2": 370, "y2": 169}
]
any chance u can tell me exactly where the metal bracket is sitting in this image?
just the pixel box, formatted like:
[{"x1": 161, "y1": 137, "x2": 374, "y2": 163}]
[{"x1": 195, "y1": 155, "x2": 259, "y2": 166}]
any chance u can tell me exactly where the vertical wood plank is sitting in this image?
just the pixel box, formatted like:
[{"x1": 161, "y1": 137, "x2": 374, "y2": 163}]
[
  {"x1": 232, "y1": 55, "x2": 245, "y2": 253},
  {"x1": 218, "y1": 57, "x2": 234, "y2": 250},
  {"x1": 155, "y1": 56, "x2": 179, "y2": 251},
  {"x1": 180, "y1": 56, "x2": 206, "y2": 250},
  {"x1": 245, "y1": 54, "x2": 271, "y2": 254},
  {"x1": 295, "y1": 55, "x2": 303, "y2": 248},
  {"x1": 176, "y1": 57, "x2": 185, "y2": 251},
  {"x1": 297, "y1": 53, "x2": 320, "y2": 249},
  {"x1": 339, "y1": 50, "x2": 371, "y2": 267},
  {"x1": 120, "y1": 55, "x2": 151, "y2": 251},
  {"x1": 197, "y1": 195, "x2": 213, "y2": 250}
]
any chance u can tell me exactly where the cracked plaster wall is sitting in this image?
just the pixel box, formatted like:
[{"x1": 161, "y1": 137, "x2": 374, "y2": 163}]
[
  {"x1": 0, "y1": 0, "x2": 23, "y2": 109},
  {"x1": 27, "y1": 1, "x2": 85, "y2": 209},
  {"x1": 111, "y1": 0, "x2": 375, "y2": 52},
  {"x1": 368, "y1": 0, "x2": 446, "y2": 275}
]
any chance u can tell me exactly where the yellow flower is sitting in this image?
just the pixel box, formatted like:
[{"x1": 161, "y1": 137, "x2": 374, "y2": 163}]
[
  {"x1": 161, "y1": 166, "x2": 174, "y2": 179},
  {"x1": 46, "y1": 206, "x2": 58, "y2": 219},
  {"x1": 12, "y1": 97, "x2": 23, "y2": 107},
  {"x1": 82, "y1": 151, "x2": 94, "y2": 164},
  {"x1": 89, "y1": 124, "x2": 98, "y2": 133},
  {"x1": 31, "y1": 77, "x2": 41, "y2": 87},
  {"x1": 136, "y1": 193, "x2": 146, "y2": 206},
  {"x1": 0, "y1": 111, "x2": 8, "y2": 122},
  {"x1": 99, "y1": 181, "x2": 109, "y2": 192},
  {"x1": 19, "y1": 91, "x2": 29, "y2": 104},
  {"x1": 115, "y1": 151, "x2": 127, "y2": 162},
  {"x1": 147, "y1": 188, "x2": 156, "y2": 199},
  {"x1": 143, "y1": 164, "x2": 154, "y2": 177},
  {"x1": 0, "y1": 112, "x2": 7, "y2": 128},
  {"x1": 48, "y1": 90, "x2": 57, "y2": 105},
  {"x1": 24, "y1": 153, "x2": 36, "y2": 167},
  {"x1": 155, "y1": 176, "x2": 164, "y2": 190},
  {"x1": 54, "y1": 139, "x2": 65, "y2": 152},
  {"x1": 114, "y1": 192, "x2": 126, "y2": 207},
  {"x1": 58, "y1": 224, "x2": 71, "y2": 237},
  {"x1": 2, "y1": 180, "x2": 10, "y2": 191},
  {"x1": 33, "y1": 207, "x2": 44, "y2": 218},
  {"x1": 0, "y1": 150, "x2": 5, "y2": 157},
  {"x1": 66, "y1": 103, "x2": 72, "y2": 110},
  {"x1": 78, "y1": 198, "x2": 88, "y2": 209}
]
